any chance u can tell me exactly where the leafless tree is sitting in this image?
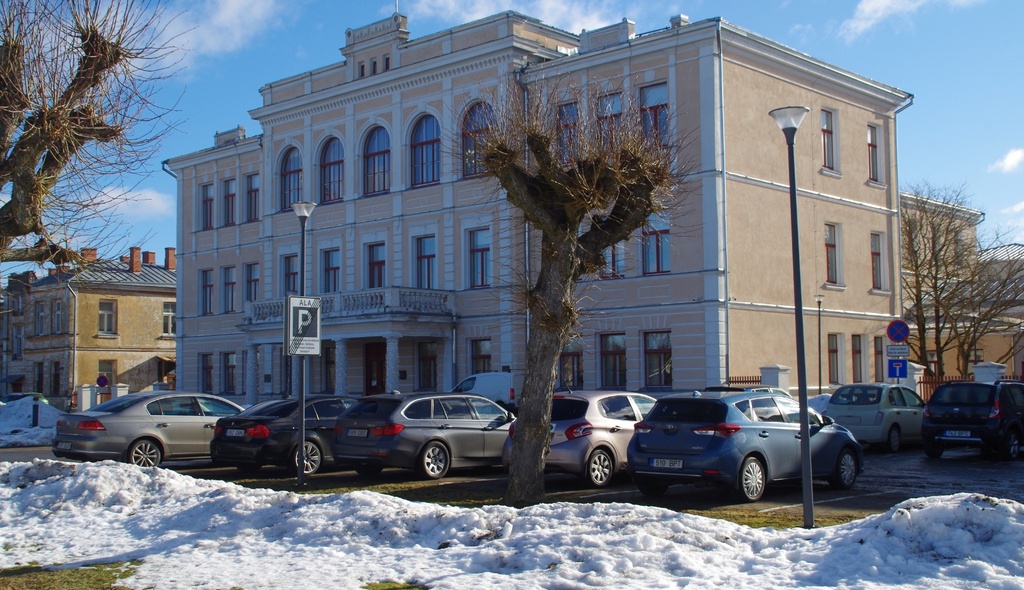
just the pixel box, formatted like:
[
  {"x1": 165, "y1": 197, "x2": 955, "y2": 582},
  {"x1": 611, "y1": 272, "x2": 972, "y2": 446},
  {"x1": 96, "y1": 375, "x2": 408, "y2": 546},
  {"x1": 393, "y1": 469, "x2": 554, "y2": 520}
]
[
  {"x1": 901, "y1": 182, "x2": 1024, "y2": 377},
  {"x1": 0, "y1": 0, "x2": 178, "y2": 267},
  {"x1": 476, "y1": 78, "x2": 689, "y2": 506}
]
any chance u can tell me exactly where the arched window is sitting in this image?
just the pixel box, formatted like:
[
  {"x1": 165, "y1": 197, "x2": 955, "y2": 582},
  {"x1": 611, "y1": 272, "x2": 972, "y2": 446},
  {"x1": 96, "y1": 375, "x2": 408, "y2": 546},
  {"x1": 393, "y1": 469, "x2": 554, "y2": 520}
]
[
  {"x1": 363, "y1": 127, "x2": 391, "y2": 195},
  {"x1": 411, "y1": 115, "x2": 440, "y2": 186},
  {"x1": 462, "y1": 102, "x2": 494, "y2": 177},
  {"x1": 320, "y1": 138, "x2": 344, "y2": 203},
  {"x1": 279, "y1": 148, "x2": 302, "y2": 210}
]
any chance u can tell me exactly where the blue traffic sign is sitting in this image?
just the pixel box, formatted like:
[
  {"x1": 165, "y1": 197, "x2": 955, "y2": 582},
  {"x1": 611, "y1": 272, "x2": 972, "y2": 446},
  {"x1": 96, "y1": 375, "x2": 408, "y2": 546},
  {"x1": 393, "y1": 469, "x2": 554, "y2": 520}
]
[
  {"x1": 888, "y1": 359, "x2": 908, "y2": 379},
  {"x1": 887, "y1": 320, "x2": 910, "y2": 343}
]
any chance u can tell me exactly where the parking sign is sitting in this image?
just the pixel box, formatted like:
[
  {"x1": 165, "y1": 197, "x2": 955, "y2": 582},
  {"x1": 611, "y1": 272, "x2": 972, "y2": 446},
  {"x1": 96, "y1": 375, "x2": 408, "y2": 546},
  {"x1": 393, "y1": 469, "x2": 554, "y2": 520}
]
[{"x1": 285, "y1": 296, "x2": 322, "y2": 356}]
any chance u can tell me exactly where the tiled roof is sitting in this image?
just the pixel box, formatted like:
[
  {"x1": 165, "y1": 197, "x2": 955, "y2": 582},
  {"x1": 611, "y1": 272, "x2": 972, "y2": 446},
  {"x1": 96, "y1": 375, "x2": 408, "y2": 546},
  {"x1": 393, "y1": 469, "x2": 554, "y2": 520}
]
[{"x1": 31, "y1": 259, "x2": 175, "y2": 290}]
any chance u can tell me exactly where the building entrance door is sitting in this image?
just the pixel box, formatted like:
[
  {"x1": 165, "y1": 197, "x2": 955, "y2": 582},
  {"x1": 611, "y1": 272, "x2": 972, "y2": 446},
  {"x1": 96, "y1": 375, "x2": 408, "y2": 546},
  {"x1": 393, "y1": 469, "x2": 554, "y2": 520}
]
[{"x1": 365, "y1": 342, "x2": 386, "y2": 395}]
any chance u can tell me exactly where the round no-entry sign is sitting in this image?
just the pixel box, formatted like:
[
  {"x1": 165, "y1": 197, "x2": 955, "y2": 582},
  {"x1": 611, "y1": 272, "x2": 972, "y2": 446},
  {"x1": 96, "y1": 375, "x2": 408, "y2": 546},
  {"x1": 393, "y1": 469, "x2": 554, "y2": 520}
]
[{"x1": 887, "y1": 320, "x2": 910, "y2": 343}]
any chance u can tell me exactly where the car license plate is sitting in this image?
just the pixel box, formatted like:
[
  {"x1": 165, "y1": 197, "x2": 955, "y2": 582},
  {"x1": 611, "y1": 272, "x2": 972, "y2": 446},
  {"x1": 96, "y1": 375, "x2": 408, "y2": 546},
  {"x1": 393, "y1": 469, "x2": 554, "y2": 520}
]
[
  {"x1": 56, "y1": 442, "x2": 72, "y2": 450},
  {"x1": 945, "y1": 429, "x2": 971, "y2": 438},
  {"x1": 349, "y1": 429, "x2": 368, "y2": 438},
  {"x1": 226, "y1": 429, "x2": 245, "y2": 437},
  {"x1": 652, "y1": 458, "x2": 683, "y2": 469}
]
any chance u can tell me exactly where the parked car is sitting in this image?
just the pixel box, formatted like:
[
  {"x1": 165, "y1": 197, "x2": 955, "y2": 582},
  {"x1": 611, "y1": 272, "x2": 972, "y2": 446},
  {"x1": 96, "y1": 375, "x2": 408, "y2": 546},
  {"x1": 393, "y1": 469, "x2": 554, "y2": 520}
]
[
  {"x1": 332, "y1": 392, "x2": 514, "y2": 479},
  {"x1": 827, "y1": 383, "x2": 925, "y2": 452},
  {"x1": 626, "y1": 389, "x2": 863, "y2": 501},
  {"x1": 211, "y1": 395, "x2": 357, "y2": 475},
  {"x1": 0, "y1": 392, "x2": 49, "y2": 405},
  {"x1": 921, "y1": 380, "x2": 1024, "y2": 459},
  {"x1": 451, "y1": 371, "x2": 523, "y2": 410},
  {"x1": 501, "y1": 390, "x2": 655, "y2": 487},
  {"x1": 51, "y1": 392, "x2": 243, "y2": 467}
]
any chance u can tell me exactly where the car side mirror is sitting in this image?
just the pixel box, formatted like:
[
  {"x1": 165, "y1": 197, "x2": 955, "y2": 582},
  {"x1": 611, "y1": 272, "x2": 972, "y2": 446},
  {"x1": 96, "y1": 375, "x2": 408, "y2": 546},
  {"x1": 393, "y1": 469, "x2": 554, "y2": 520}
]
[{"x1": 822, "y1": 415, "x2": 835, "y2": 426}]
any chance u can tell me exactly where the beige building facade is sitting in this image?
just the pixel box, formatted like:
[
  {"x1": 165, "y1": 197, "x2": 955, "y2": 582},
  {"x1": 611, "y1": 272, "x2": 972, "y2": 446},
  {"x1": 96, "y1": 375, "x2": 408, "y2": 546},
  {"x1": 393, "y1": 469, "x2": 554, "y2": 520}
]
[{"x1": 166, "y1": 12, "x2": 911, "y2": 401}]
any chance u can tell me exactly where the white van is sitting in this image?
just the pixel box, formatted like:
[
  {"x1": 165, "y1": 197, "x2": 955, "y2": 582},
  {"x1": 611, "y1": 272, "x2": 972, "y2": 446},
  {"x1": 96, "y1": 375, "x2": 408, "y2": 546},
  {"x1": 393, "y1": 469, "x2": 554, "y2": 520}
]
[{"x1": 452, "y1": 372, "x2": 524, "y2": 410}]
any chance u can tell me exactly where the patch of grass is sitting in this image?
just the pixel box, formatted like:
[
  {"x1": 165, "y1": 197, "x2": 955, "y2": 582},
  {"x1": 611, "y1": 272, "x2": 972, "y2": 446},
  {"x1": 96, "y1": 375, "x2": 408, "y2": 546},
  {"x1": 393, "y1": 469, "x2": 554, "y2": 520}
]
[
  {"x1": 364, "y1": 583, "x2": 428, "y2": 590},
  {"x1": 0, "y1": 561, "x2": 140, "y2": 590}
]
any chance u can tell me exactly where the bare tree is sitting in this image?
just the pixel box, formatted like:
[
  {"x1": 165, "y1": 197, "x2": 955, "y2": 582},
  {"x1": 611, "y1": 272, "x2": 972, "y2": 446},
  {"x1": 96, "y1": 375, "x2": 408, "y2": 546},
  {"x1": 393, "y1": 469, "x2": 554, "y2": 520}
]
[
  {"x1": 0, "y1": 0, "x2": 177, "y2": 266},
  {"x1": 901, "y1": 183, "x2": 1024, "y2": 377},
  {"x1": 477, "y1": 79, "x2": 688, "y2": 506}
]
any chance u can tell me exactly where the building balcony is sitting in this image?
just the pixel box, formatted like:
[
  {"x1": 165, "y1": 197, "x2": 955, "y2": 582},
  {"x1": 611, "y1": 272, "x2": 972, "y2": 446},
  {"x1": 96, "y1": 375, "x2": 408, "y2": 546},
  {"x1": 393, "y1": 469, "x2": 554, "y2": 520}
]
[{"x1": 243, "y1": 287, "x2": 454, "y2": 325}]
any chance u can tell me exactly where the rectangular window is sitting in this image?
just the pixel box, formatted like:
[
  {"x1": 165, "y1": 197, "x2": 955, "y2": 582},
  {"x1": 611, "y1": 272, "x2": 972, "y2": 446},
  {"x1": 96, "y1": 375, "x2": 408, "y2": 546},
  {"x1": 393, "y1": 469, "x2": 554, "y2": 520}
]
[
  {"x1": 200, "y1": 270, "x2": 214, "y2": 315},
  {"x1": 222, "y1": 266, "x2": 236, "y2": 313},
  {"x1": 34, "y1": 362, "x2": 44, "y2": 393},
  {"x1": 642, "y1": 214, "x2": 670, "y2": 275},
  {"x1": 162, "y1": 302, "x2": 176, "y2": 336},
  {"x1": 283, "y1": 255, "x2": 298, "y2": 295},
  {"x1": 471, "y1": 339, "x2": 492, "y2": 374},
  {"x1": 851, "y1": 335, "x2": 863, "y2": 383},
  {"x1": 34, "y1": 302, "x2": 46, "y2": 335},
  {"x1": 469, "y1": 229, "x2": 491, "y2": 288},
  {"x1": 867, "y1": 125, "x2": 881, "y2": 182},
  {"x1": 367, "y1": 243, "x2": 385, "y2": 289},
  {"x1": 322, "y1": 248, "x2": 340, "y2": 293},
  {"x1": 873, "y1": 336, "x2": 884, "y2": 382},
  {"x1": 245, "y1": 174, "x2": 260, "y2": 222},
  {"x1": 51, "y1": 361, "x2": 61, "y2": 397},
  {"x1": 557, "y1": 102, "x2": 578, "y2": 161},
  {"x1": 601, "y1": 242, "x2": 625, "y2": 279},
  {"x1": 641, "y1": 83, "x2": 669, "y2": 142},
  {"x1": 51, "y1": 300, "x2": 63, "y2": 334},
  {"x1": 418, "y1": 341, "x2": 438, "y2": 391},
  {"x1": 559, "y1": 337, "x2": 584, "y2": 389},
  {"x1": 222, "y1": 353, "x2": 236, "y2": 394},
  {"x1": 871, "y1": 232, "x2": 884, "y2": 290},
  {"x1": 821, "y1": 110, "x2": 836, "y2": 170},
  {"x1": 601, "y1": 333, "x2": 627, "y2": 388},
  {"x1": 598, "y1": 93, "x2": 622, "y2": 147},
  {"x1": 245, "y1": 263, "x2": 260, "y2": 302},
  {"x1": 12, "y1": 326, "x2": 22, "y2": 360},
  {"x1": 200, "y1": 354, "x2": 213, "y2": 393},
  {"x1": 201, "y1": 183, "x2": 214, "y2": 230},
  {"x1": 825, "y1": 223, "x2": 839, "y2": 285},
  {"x1": 644, "y1": 331, "x2": 672, "y2": 388},
  {"x1": 415, "y1": 236, "x2": 436, "y2": 289},
  {"x1": 222, "y1": 178, "x2": 236, "y2": 226},
  {"x1": 98, "y1": 300, "x2": 117, "y2": 334},
  {"x1": 827, "y1": 333, "x2": 840, "y2": 384}
]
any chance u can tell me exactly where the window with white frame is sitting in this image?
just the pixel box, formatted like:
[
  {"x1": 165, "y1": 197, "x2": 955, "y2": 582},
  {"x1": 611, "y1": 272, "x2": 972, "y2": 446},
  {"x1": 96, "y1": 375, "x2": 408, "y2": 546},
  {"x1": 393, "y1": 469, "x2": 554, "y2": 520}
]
[
  {"x1": 469, "y1": 229, "x2": 491, "y2": 288},
  {"x1": 867, "y1": 124, "x2": 882, "y2": 183},
  {"x1": 34, "y1": 302, "x2": 45, "y2": 335},
  {"x1": 825, "y1": 223, "x2": 840, "y2": 285},
  {"x1": 51, "y1": 300, "x2": 63, "y2": 334},
  {"x1": 162, "y1": 302, "x2": 176, "y2": 336},
  {"x1": 821, "y1": 109, "x2": 836, "y2": 171},
  {"x1": 870, "y1": 232, "x2": 885, "y2": 290},
  {"x1": 98, "y1": 300, "x2": 117, "y2": 334},
  {"x1": 601, "y1": 241, "x2": 625, "y2": 278},
  {"x1": 415, "y1": 236, "x2": 436, "y2": 289}
]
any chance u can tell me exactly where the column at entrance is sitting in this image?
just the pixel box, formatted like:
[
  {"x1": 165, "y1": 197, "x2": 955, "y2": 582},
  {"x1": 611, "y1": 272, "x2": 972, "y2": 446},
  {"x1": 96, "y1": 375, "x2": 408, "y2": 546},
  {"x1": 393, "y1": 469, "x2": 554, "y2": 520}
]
[
  {"x1": 334, "y1": 339, "x2": 348, "y2": 396},
  {"x1": 245, "y1": 343, "x2": 261, "y2": 405},
  {"x1": 386, "y1": 336, "x2": 399, "y2": 393}
]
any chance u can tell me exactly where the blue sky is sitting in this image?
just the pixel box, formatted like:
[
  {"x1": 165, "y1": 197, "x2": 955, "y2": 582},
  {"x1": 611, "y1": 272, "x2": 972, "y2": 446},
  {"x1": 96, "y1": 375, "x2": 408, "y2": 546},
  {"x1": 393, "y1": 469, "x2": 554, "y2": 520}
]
[{"x1": 108, "y1": 0, "x2": 1022, "y2": 256}]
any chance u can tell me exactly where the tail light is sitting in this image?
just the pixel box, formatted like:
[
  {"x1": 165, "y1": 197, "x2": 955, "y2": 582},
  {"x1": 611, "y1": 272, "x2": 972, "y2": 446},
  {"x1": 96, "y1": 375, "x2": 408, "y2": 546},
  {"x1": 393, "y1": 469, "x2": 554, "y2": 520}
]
[
  {"x1": 924, "y1": 405, "x2": 931, "y2": 418},
  {"x1": 508, "y1": 421, "x2": 517, "y2": 438},
  {"x1": 634, "y1": 420, "x2": 653, "y2": 434},
  {"x1": 692, "y1": 423, "x2": 742, "y2": 437},
  {"x1": 246, "y1": 424, "x2": 271, "y2": 438},
  {"x1": 989, "y1": 400, "x2": 1001, "y2": 419},
  {"x1": 564, "y1": 421, "x2": 593, "y2": 440},
  {"x1": 371, "y1": 423, "x2": 405, "y2": 436},
  {"x1": 873, "y1": 412, "x2": 884, "y2": 426},
  {"x1": 214, "y1": 425, "x2": 223, "y2": 437},
  {"x1": 76, "y1": 420, "x2": 106, "y2": 431},
  {"x1": 509, "y1": 387, "x2": 515, "y2": 403}
]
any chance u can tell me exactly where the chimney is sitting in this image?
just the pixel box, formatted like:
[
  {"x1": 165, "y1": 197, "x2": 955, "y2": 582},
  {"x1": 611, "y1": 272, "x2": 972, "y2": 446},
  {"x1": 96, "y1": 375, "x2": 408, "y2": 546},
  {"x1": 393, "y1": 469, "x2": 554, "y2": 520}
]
[
  {"x1": 81, "y1": 248, "x2": 98, "y2": 262},
  {"x1": 129, "y1": 247, "x2": 142, "y2": 273},
  {"x1": 164, "y1": 247, "x2": 176, "y2": 271},
  {"x1": 143, "y1": 251, "x2": 156, "y2": 265}
]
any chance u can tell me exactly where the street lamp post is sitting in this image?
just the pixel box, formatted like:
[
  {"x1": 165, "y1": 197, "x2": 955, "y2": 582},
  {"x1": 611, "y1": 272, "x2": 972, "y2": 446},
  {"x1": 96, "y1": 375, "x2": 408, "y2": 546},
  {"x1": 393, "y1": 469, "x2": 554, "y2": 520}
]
[
  {"x1": 769, "y1": 105, "x2": 814, "y2": 529},
  {"x1": 292, "y1": 201, "x2": 316, "y2": 485},
  {"x1": 816, "y1": 293, "x2": 825, "y2": 395}
]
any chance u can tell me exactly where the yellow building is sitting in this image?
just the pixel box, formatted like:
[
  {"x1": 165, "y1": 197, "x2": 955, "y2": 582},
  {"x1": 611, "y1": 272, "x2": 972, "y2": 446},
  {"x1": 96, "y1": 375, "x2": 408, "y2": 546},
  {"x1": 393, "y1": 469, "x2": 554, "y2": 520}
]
[
  {"x1": 166, "y1": 12, "x2": 911, "y2": 400},
  {"x1": 1, "y1": 247, "x2": 177, "y2": 409}
]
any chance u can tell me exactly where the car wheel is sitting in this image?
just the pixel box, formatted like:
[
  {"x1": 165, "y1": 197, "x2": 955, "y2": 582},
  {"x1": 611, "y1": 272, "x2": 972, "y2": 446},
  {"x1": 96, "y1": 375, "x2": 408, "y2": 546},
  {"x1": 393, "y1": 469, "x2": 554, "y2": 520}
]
[
  {"x1": 885, "y1": 425, "x2": 902, "y2": 453},
  {"x1": 127, "y1": 439, "x2": 162, "y2": 467},
  {"x1": 635, "y1": 477, "x2": 668, "y2": 497},
  {"x1": 923, "y1": 439, "x2": 944, "y2": 458},
  {"x1": 830, "y1": 447, "x2": 859, "y2": 489},
  {"x1": 296, "y1": 441, "x2": 323, "y2": 475},
  {"x1": 582, "y1": 448, "x2": 614, "y2": 487},
  {"x1": 736, "y1": 456, "x2": 766, "y2": 502},
  {"x1": 418, "y1": 441, "x2": 450, "y2": 479},
  {"x1": 1001, "y1": 429, "x2": 1021, "y2": 460},
  {"x1": 354, "y1": 464, "x2": 384, "y2": 476}
]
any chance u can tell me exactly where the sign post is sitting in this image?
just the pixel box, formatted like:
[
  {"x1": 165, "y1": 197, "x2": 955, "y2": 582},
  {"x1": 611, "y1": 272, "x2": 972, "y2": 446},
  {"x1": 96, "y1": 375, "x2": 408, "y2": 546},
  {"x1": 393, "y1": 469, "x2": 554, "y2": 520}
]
[{"x1": 284, "y1": 295, "x2": 321, "y2": 485}]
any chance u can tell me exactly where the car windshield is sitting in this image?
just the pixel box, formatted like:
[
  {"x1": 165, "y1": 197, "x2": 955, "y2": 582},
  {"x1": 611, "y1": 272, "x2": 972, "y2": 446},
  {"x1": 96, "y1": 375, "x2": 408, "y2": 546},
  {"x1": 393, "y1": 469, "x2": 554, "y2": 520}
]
[
  {"x1": 930, "y1": 384, "x2": 994, "y2": 406},
  {"x1": 646, "y1": 399, "x2": 727, "y2": 423},
  {"x1": 344, "y1": 399, "x2": 401, "y2": 419},
  {"x1": 240, "y1": 400, "x2": 297, "y2": 417},
  {"x1": 830, "y1": 387, "x2": 882, "y2": 405},
  {"x1": 551, "y1": 398, "x2": 588, "y2": 421}
]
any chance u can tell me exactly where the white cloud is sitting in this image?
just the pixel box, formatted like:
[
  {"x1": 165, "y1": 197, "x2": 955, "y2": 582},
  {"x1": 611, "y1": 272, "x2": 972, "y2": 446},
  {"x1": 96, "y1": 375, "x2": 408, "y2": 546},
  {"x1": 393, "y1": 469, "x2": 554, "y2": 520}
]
[
  {"x1": 406, "y1": 0, "x2": 622, "y2": 34},
  {"x1": 164, "y1": 0, "x2": 289, "y2": 64},
  {"x1": 989, "y1": 148, "x2": 1024, "y2": 174},
  {"x1": 839, "y1": 0, "x2": 985, "y2": 42},
  {"x1": 111, "y1": 187, "x2": 177, "y2": 222}
]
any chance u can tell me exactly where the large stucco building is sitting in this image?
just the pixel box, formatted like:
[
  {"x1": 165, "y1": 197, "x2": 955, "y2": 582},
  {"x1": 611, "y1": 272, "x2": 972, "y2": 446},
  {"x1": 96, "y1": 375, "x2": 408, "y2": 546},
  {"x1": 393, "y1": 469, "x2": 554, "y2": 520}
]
[{"x1": 165, "y1": 11, "x2": 911, "y2": 400}]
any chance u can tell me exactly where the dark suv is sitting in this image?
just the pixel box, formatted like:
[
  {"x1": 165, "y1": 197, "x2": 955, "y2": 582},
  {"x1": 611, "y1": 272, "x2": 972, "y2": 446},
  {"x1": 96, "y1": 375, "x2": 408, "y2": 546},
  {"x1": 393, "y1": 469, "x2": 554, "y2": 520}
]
[{"x1": 921, "y1": 380, "x2": 1024, "y2": 459}]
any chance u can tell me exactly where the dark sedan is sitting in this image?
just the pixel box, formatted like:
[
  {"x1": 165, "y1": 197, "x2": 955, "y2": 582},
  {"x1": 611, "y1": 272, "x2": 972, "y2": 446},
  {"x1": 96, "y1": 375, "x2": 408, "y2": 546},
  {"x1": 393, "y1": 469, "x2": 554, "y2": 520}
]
[{"x1": 211, "y1": 395, "x2": 357, "y2": 475}]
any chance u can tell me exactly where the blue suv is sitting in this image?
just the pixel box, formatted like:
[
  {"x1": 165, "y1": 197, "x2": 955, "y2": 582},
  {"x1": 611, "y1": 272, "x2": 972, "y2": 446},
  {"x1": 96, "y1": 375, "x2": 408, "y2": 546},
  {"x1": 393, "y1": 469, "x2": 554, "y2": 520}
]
[{"x1": 921, "y1": 380, "x2": 1024, "y2": 460}]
